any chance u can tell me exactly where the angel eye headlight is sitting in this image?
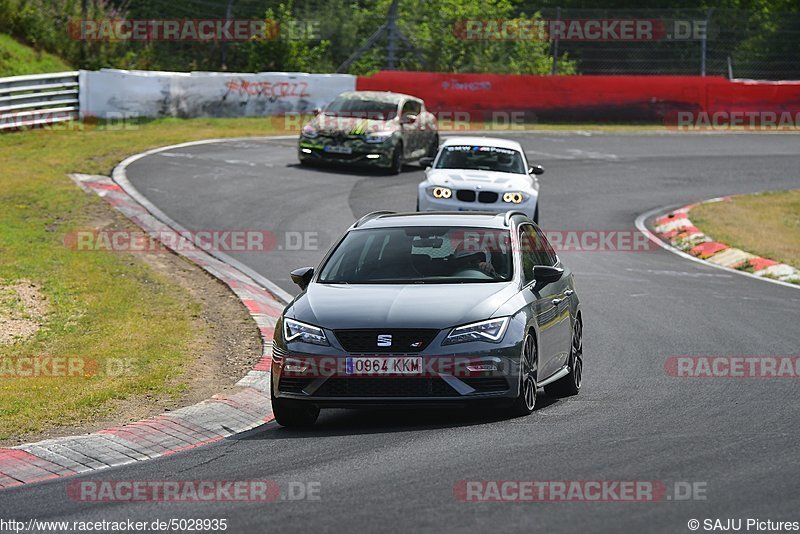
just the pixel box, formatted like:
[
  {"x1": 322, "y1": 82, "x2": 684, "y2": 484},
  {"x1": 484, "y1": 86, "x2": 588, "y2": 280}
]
[
  {"x1": 443, "y1": 317, "x2": 510, "y2": 345},
  {"x1": 429, "y1": 186, "x2": 452, "y2": 199},
  {"x1": 283, "y1": 318, "x2": 329, "y2": 346},
  {"x1": 502, "y1": 192, "x2": 525, "y2": 204},
  {"x1": 301, "y1": 125, "x2": 318, "y2": 138}
]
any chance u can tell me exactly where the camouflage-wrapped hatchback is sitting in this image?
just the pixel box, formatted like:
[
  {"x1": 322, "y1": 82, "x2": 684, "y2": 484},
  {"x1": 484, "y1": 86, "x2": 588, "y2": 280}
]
[{"x1": 298, "y1": 91, "x2": 439, "y2": 174}]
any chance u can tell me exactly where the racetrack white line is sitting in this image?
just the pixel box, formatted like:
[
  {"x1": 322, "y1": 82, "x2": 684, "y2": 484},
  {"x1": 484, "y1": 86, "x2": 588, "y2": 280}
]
[
  {"x1": 112, "y1": 136, "x2": 298, "y2": 304},
  {"x1": 635, "y1": 204, "x2": 800, "y2": 290}
]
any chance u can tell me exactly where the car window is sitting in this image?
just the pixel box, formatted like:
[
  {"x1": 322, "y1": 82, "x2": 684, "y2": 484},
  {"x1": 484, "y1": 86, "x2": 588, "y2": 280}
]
[
  {"x1": 435, "y1": 145, "x2": 526, "y2": 174},
  {"x1": 402, "y1": 100, "x2": 421, "y2": 117},
  {"x1": 324, "y1": 97, "x2": 398, "y2": 120},
  {"x1": 533, "y1": 226, "x2": 558, "y2": 266},
  {"x1": 518, "y1": 225, "x2": 553, "y2": 284},
  {"x1": 319, "y1": 226, "x2": 513, "y2": 284}
]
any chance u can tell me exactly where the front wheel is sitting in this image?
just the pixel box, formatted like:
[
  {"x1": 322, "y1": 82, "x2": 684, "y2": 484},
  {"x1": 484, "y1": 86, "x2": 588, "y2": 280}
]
[
  {"x1": 532, "y1": 204, "x2": 539, "y2": 224},
  {"x1": 387, "y1": 144, "x2": 403, "y2": 175},
  {"x1": 272, "y1": 388, "x2": 319, "y2": 427},
  {"x1": 507, "y1": 333, "x2": 537, "y2": 417},
  {"x1": 544, "y1": 316, "x2": 582, "y2": 397}
]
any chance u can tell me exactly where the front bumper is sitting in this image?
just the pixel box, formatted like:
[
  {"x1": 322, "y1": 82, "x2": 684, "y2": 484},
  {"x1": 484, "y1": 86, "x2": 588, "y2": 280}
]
[
  {"x1": 272, "y1": 326, "x2": 525, "y2": 406},
  {"x1": 417, "y1": 183, "x2": 538, "y2": 216},
  {"x1": 298, "y1": 137, "x2": 396, "y2": 168}
]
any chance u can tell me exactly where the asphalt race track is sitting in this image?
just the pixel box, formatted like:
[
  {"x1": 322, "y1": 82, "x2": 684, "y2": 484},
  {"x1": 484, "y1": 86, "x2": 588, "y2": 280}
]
[{"x1": 2, "y1": 132, "x2": 799, "y2": 532}]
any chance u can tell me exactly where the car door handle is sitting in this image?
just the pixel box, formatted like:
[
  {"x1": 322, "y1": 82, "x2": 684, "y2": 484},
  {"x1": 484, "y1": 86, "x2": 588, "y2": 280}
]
[
  {"x1": 564, "y1": 290, "x2": 574, "y2": 296},
  {"x1": 551, "y1": 298, "x2": 563, "y2": 306}
]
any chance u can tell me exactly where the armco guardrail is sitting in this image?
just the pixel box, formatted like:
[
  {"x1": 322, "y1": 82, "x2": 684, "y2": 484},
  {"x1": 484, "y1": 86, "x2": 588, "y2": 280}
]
[{"x1": 0, "y1": 71, "x2": 80, "y2": 131}]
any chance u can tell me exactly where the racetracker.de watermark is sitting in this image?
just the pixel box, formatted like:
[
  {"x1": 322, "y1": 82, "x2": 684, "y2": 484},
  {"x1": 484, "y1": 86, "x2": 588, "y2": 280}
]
[
  {"x1": 67, "y1": 480, "x2": 320, "y2": 502},
  {"x1": 0, "y1": 356, "x2": 136, "y2": 378},
  {"x1": 63, "y1": 229, "x2": 320, "y2": 253},
  {"x1": 454, "y1": 18, "x2": 709, "y2": 41},
  {"x1": 667, "y1": 111, "x2": 800, "y2": 131},
  {"x1": 454, "y1": 480, "x2": 707, "y2": 502},
  {"x1": 665, "y1": 356, "x2": 800, "y2": 378},
  {"x1": 67, "y1": 19, "x2": 320, "y2": 41}
]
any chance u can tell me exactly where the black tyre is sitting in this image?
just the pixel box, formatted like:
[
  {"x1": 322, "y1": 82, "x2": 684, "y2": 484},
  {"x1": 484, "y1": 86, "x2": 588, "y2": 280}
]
[
  {"x1": 507, "y1": 333, "x2": 537, "y2": 417},
  {"x1": 544, "y1": 316, "x2": 583, "y2": 398},
  {"x1": 427, "y1": 134, "x2": 439, "y2": 158},
  {"x1": 272, "y1": 387, "x2": 319, "y2": 427},
  {"x1": 532, "y1": 204, "x2": 539, "y2": 224},
  {"x1": 415, "y1": 198, "x2": 420, "y2": 212},
  {"x1": 387, "y1": 143, "x2": 403, "y2": 175}
]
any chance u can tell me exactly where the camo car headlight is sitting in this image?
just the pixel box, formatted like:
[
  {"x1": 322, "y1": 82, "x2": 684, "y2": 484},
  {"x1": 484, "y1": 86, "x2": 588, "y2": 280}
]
[
  {"x1": 428, "y1": 186, "x2": 452, "y2": 199},
  {"x1": 301, "y1": 125, "x2": 318, "y2": 138},
  {"x1": 502, "y1": 192, "x2": 526, "y2": 204},
  {"x1": 284, "y1": 318, "x2": 329, "y2": 346},
  {"x1": 364, "y1": 131, "x2": 394, "y2": 143},
  {"x1": 443, "y1": 317, "x2": 510, "y2": 345}
]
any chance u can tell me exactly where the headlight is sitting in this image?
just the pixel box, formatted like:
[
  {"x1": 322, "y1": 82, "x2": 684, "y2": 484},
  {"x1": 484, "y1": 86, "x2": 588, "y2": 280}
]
[
  {"x1": 502, "y1": 192, "x2": 525, "y2": 204},
  {"x1": 284, "y1": 318, "x2": 329, "y2": 346},
  {"x1": 443, "y1": 317, "x2": 510, "y2": 345},
  {"x1": 428, "y1": 186, "x2": 452, "y2": 199},
  {"x1": 364, "y1": 131, "x2": 394, "y2": 143},
  {"x1": 301, "y1": 125, "x2": 318, "y2": 138}
]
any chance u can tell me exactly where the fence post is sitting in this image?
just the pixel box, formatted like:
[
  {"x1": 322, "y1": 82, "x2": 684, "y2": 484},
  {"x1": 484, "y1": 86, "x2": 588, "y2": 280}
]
[
  {"x1": 700, "y1": 7, "x2": 714, "y2": 76},
  {"x1": 551, "y1": 7, "x2": 560, "y2": 75}
]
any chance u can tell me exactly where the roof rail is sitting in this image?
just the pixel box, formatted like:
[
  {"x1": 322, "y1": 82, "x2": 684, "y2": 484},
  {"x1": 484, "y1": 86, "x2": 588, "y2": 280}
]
[
  {"x1": 353, "y1": 210, "x2": 396, "y2": 228},
  {"x1": 503, "y1": 211, "x2": 528, "y2": 226}
]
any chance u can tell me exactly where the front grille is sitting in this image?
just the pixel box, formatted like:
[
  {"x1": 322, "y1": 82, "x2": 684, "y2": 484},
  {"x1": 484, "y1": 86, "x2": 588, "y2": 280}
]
[
  {"x1": 456, "y1": 190, "x2": 476, "y2": 202},
  {"x1": 278, "y1": 377, "x2": 314, "y2": 394},
  {"x1": 478, "y1": 191, "x2": 499, "y2": 203},
  {"x1": 461, "y1": 377, "x2": 510, "y2": 393},
  {"x1": 313, "y1": 377, "x2": 456, "y2": 397},
  {"x1": 334, "y1": 329, "x2": 439, "y2": 353}
]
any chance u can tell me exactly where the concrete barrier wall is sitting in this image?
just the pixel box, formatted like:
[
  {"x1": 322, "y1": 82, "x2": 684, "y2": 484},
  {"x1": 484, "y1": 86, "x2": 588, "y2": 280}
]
[{"x1": 79, "y1": 69, "x2": 356, "y2": 118}]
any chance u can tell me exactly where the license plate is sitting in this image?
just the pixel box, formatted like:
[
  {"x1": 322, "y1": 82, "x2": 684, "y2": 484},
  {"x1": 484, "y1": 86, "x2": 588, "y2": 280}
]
[
  {"x1": 323, "y1": 145, "x2": 352, "y2": 154},
  {"x1": 345, "y1": 356, "x2": 423, "y2": 375}
]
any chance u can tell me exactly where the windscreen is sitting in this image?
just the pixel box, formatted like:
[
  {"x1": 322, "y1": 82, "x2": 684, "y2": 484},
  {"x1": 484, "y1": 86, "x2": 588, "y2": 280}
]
[
  {"x1": 318, "y1": 227, "x2": 514, "y2": 284},
  {"x1": 434, "y1": 145, "x2": 526, "y2": 174},
  {"x1": 324, "y1": 97, "x2": 398, "y2": 120}
]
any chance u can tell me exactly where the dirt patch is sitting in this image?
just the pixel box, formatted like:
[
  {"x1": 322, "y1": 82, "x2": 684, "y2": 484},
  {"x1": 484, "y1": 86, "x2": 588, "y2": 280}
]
[
  {"x1": 0, "y1": 280, "x2": 49, "y2": 346},
  {"x1": 1, "y1": 191, "x2": 265, "y2": 447}
]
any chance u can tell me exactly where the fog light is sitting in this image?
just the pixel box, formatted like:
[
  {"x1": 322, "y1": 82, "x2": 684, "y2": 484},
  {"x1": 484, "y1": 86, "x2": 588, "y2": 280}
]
[
  {"x1": 300, "y1": 148, "x2": 312, "y2": 154},
  {"x1": 366, "y1": 154, "x2": 380, "y2": 159},
  {"x1": 284, "y1": 359, "x2": 310, "y2": 373}
]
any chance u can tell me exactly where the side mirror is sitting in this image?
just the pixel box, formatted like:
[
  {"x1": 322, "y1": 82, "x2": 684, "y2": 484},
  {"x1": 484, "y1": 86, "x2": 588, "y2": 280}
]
[
  {"x1": 419, "y1": 156, "x2": 434, "y2": 168},
  {"x1": 290, "y1": 267, "x2": 314, "y2": 290},
  {"x1": 529, "y1": 165, "x2": 545, "y2": 175},
  {"x1": 312, "y1": 107, "x2": 322, "y2": 116},
  {"x1": 401, "y1": 114, "x2": 417, "y2": 125},
  {"x1": 532, "y1": 265, "x2": 563, "y2": 291}
]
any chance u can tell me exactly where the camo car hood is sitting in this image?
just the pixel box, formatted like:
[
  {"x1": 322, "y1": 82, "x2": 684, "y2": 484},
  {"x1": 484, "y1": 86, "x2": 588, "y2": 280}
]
[{"x1": 309, "y1": 114, "x2": 400, "y2": 136}]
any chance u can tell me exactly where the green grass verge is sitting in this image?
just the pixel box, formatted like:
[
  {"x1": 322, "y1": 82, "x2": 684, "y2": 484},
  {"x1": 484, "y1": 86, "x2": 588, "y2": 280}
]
[
  {"x1": 691, "y1": 190, "x2": 800, "y2": 269},
  {"x1": 0, "y1": 33, "x2": 72, "y2": 76},
  {"x1": 0, "y1": 117, "x2": 284, "y2": 441}
]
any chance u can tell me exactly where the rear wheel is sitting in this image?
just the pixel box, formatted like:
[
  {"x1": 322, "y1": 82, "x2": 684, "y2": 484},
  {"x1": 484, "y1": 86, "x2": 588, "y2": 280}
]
[
  {"x1": 545, "y1": 316, "x2": 582, "y2": 397},
  {"x1": 507, "y1": 333, "x2": 537, "y2": 417},
  {"x1": 427, "y1": 134, "x2": 439, "y2": 158},
  {"x1": 272, "y1": 386, "x2": 319, "y2": 427}
]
